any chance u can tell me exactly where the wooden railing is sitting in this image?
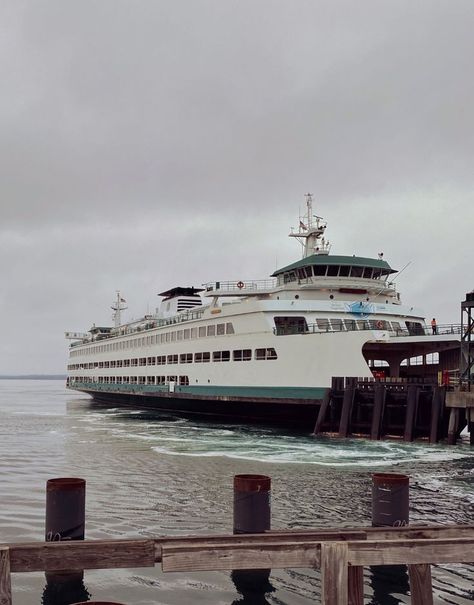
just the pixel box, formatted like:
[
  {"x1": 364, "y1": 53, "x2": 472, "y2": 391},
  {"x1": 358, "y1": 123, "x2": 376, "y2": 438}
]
[{"x1": 1, "y1": 524, "x2": 473, "y2": 605}]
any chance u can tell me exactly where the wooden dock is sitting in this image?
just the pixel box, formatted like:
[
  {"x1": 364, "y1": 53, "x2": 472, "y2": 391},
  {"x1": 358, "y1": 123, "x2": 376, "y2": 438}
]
[
  {"x1": 313, "y1": 378, "x2": 473, "y2": 444},
  {"x1": 1, "y1": 524, "x2": 473, "y2": 604}
]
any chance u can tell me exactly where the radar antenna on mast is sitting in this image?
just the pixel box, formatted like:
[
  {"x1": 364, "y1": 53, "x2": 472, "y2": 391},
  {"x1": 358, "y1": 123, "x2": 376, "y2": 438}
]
[
  {"x1": 111, "y1": 291, "x2": 127, "y2": 328},
  {"x1": 289, "y1": 193, "x2": 331, "y2": 258}
]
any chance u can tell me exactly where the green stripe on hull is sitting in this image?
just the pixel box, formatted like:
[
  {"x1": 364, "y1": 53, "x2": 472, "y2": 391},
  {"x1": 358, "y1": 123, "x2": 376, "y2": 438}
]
[{"x1": 68, "y1": 381, "x2": 326, "y2": 400}]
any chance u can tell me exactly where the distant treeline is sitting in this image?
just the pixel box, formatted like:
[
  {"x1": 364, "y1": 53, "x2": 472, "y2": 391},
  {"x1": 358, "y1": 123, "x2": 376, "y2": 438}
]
[{"x1": 0, "y1": 375, "x2": 67, "y2": 380}]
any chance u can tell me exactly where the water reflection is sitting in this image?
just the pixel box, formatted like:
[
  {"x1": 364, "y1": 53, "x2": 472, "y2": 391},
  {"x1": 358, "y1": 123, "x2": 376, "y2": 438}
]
[
  {"x1": 42, "y1": 573, "x2": 90, "y2": 605},
  {"x1": 231, "y1": 570, "x2": 274, "y2": 605}
]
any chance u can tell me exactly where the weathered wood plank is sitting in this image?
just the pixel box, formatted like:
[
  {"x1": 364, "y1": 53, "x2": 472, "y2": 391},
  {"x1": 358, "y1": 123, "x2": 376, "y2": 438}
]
[
  {"x1": 348, "y1": 538, "x2": 474, "y2": 566},
  {"x1": 161, "y1": 541, "x2": 321, "y2": 572},
  {"x1": 347, "y1": 566, "x2": 363, "y2": 605},
  {"x1": 8, "y1": 539, "x2": 155, "y2": 573},
  {"x1": 409, "y1": 564, "x2": 433, "y2": 605},
  {"x1": 266, "y1": 524, "x2": 474, "y2": 540},
  {"x1": 321, "y1": 542, "x2": 348, "y2": 605},
  {"x1": 0, "y1": 548, "x2": 12, "y2": 605}
]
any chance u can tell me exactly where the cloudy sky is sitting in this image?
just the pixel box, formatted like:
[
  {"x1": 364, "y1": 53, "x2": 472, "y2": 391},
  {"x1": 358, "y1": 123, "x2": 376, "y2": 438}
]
[{"x1": 0, "y1": 0, "x2": 473, "y2": 374}]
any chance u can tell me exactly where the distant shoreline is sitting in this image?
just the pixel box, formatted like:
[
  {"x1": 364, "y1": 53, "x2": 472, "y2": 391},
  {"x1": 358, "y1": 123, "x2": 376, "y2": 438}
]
[{"x1": 0, "y1": 375, "x2": 66, "y2": 380}]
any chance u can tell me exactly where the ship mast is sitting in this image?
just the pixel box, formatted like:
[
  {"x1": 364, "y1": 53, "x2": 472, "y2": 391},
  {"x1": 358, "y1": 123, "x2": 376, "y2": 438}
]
[
  {"x1": 289, "y1": 193, "x2": 331, "y2": 258},
  {"x1": 111, "y1": 291, "x2": 127, "y2": 328}
]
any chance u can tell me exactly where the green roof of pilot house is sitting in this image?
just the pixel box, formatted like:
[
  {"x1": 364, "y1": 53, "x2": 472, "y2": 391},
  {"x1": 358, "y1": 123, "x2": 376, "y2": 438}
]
[{"x1": 271, "y1": 254, "x2": 397, "y2": 277}]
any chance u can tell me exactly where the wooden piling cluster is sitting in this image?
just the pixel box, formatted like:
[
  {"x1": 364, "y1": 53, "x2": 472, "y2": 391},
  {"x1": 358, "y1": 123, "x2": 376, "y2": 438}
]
[
  {"x1": 314, "y1": 377, "x2": 471, "y2": 443},
  {"x1": 1, "y1": 524, "x2": 473, "y2": 605}
]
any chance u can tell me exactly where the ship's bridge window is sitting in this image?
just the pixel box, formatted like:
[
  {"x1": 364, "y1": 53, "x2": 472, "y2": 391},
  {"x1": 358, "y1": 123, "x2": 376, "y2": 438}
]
[
  {"x1": 255, "y1": 348, "x2": 278, "y2": 360},
  {"x1": 274, "y1": 316, "x2": 308, "y2": 335},
  {"x1": 339, "y1": 266, "x2": 350, "y2": 277},
  {"x1": 313, "y1": 265, "x2": 326, "y2": 276},
  {"x1": 283, "y1": 271, "x2": 297, "y2": 283},
  {"x1": 363, "y1": 267, "x2": 373, "y2": 279},
  {"x1": 350, "y1": 266, "x2": 363, "y2": 278},
  {"x1": 327, "y1": 265, "x2": 339, "y2": 277}
]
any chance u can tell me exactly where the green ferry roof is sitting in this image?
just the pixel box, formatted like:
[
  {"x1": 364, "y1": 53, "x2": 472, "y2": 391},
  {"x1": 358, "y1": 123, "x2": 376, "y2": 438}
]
[{"x1": 271, "y1": 254, "x2": 397, "y2": 277}]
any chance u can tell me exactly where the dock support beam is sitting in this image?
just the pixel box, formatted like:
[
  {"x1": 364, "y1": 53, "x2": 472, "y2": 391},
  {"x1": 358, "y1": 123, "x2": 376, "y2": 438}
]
[
  {"x1": 404, "y1": 386, "x2": 420, "y2": 442},
  {"x1": 339, "y1": 379, "x2": 357, "y2": 438},
  {"x1": 447, "y1": 408, "x2": 460, "y2": 445},
  {"x1": 370, "y1": 383, "x2": 386, "y2": 440},
  {"x1": 429, "y1": 387, "x2": 443, "y2": 444}
]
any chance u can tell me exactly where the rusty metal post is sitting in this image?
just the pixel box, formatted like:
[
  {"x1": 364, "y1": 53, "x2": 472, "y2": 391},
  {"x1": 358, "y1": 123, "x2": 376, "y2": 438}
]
[
  {"x1": 232, "y1": 474, "x2": 273, "y2": 598},
  {"x1": 372, "y1": 473, "x2": 409, "y2": 527},
  {"x1": 233, "y1": 474, "x2": 271, "y2": 534},
  {"x1": 44, "y1": 478, "x2": 88, "y2": 598},
  {"x1": 370, "y1": 473, "x2": 410, "y2": 602},
  {"x1": 46, "y1": 478, "x2": 86, "y2": 542}
]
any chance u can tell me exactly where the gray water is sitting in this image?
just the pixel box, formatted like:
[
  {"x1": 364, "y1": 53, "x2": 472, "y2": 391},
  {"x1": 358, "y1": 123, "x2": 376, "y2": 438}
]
[{"x1": 0, "y1": 380, "x2": 472, "y2": 605}]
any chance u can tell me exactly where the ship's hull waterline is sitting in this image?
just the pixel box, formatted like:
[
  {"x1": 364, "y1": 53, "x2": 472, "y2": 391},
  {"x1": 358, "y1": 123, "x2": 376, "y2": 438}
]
[{"x1": 74, "y1": 383, "x2": 327, "y2": 427}]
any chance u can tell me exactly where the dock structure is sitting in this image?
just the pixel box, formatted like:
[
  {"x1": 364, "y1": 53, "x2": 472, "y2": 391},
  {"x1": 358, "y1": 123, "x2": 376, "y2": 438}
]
[
  {"x1": 313, "y1": 377, "x2": 472, "y2": 444},
  {"x1": 1, "y1": 524, "x2": 473, "y2": 605}
]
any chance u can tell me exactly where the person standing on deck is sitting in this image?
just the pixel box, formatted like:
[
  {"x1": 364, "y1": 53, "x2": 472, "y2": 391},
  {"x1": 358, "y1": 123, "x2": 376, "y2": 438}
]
[{"x1": 431, "y1": 318, "x2": 437, "y2": 335}]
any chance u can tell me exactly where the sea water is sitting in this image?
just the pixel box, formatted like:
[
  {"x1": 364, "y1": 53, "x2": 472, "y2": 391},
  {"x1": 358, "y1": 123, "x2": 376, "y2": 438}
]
[{"x1": 0, "y1": 380, "x2": 472, "y2": 605}]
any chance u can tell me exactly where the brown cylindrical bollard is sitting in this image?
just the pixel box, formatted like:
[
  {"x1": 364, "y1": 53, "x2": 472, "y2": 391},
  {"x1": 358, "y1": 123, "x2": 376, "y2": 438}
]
[
  {"x1": 232, "y1": 474, "x2": 273, "y2": 598},
  {"x1": 233, "y1": 474, "x2": 271, "y2": 534},
  {"x1": 372, "y1": 473, "x2": 409, "y2": 527},
  {"x1": 46, "y1": 478, "x2": 86, "y2": 541}
]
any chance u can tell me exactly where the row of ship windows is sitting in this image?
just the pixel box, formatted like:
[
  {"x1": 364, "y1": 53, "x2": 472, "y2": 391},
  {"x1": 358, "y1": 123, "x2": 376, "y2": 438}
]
[
  {"x1": 68, "y1": 348, "x2": 278, "y2": 370},
  {"x1": 70, "y1": 322, "x2": 235, "y2": 358},
  {"x1": 69, "y1": 376, "x2": 192, "y2": 385},
  {"x1": 278, "y1": 264, "x2": 389, "y2": 283}
]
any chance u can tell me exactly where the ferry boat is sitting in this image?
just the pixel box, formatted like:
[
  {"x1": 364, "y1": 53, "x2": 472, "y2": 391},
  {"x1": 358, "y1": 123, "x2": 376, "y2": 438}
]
[{"x1": 66, "y1": 195, "x2": 460, "y2": 426}]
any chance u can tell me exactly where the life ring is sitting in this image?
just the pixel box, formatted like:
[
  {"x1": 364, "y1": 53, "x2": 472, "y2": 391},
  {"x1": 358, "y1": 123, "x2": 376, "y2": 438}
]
[
  {"x1": 237, "y1": 281, "x2": 244, "y2": 289},
  {"x1": 376, "y1": 320, "x2": 384, "y2": 329}
]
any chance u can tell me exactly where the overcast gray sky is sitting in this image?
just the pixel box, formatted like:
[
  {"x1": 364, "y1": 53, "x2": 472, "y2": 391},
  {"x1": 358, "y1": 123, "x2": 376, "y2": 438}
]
[{"x1": 1, "y1": 0, "x2": 473, "y2": 374}]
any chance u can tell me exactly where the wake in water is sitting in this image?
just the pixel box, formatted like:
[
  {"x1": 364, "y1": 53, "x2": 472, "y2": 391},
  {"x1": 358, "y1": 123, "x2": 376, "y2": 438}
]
[{"x1": 78, "y1": 405, "x2": 474, "y2": 467}]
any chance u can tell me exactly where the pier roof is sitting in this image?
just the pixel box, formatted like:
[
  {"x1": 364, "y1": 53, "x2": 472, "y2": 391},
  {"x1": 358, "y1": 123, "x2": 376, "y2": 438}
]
[{"x1": 272, "y1": 254, "x2": 396, "y2": 277}]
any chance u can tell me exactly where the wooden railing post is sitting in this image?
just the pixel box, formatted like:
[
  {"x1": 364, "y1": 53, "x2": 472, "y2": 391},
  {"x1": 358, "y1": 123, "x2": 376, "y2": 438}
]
[
  {"x1": 408, "y1": 564, "x2": 433, "y2": 605},
  {"x1": 321, "y1": 542, "x2": 348, "y2": 605},
  {"x1": 0, "y1": 547, "x2": 12, "y2": 605},
  {"x1": 348, "y1": 566, "x2": 363, "y2": 605}
]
